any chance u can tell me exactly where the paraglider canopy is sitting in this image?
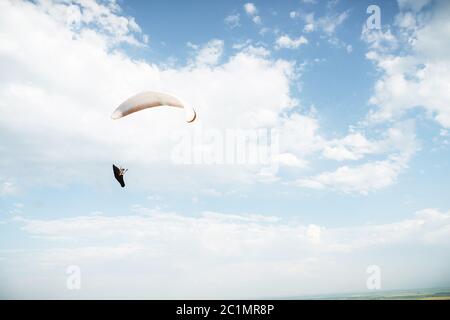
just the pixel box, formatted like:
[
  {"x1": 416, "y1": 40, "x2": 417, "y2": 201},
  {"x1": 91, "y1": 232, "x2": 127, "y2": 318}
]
[
  {"x1": 111, "y1": 91, "x2": 196, "y2": 123},
  {"x1": 113, "y1": 164, "x2": 127, "y2": 188}
]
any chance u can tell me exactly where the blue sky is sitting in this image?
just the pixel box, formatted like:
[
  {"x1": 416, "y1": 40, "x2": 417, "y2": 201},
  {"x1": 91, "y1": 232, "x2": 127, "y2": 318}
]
[{"x1": 0, "y1": 0, "x2": 449, "y2": 298}]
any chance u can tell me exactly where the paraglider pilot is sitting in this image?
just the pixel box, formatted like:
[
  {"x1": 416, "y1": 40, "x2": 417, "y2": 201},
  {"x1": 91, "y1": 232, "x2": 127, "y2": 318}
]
[{"x1": 113, "y1": 164, "x2": 127, "y2": 188}]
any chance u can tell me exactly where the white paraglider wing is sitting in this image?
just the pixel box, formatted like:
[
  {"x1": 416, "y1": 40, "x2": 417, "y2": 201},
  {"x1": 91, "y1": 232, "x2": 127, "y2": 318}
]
[{"x1": 111, "y1": 91, "x2": 196, "y2": 123}]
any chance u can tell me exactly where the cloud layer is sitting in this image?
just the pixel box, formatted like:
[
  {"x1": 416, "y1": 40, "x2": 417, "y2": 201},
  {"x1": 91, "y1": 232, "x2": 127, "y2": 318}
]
[{"x1": 1, "y1": 207, "x2": 448, "y2": 298}]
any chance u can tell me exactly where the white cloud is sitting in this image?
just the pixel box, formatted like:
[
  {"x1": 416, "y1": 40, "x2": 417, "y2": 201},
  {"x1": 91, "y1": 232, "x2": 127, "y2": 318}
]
[
  {"x1": 259, "y1": 27, "x2": 271, "y2": 36},
  {"x1": 0, "y1": 180, "x2": 17, "y2": 196},
  {"x1": 36, "y1": 0, "x2": 146, "y2": 47},
  {"x1": 322, "y1": 121, "x2": 418, "y2": 161},
  {"x1": 274, "y1": 153, "x2": 308, "y2": 168},
  {"x1": 278, "y1": 113, "x2": 324, "y2": 158},
  {"x1": 200, "y1": 188, "x2": 223, "y2": 197},
  {"x1": 191, "y1": 39, "x2": 224, "y2": 67},
  {"x1": 294, "y1": 121, "x2": 418, "y2": 194},
  {"x1": 295, "y1": 154, "x2": 410, "y2": 195},
  {"x1": 243, "y1": 3, "x2": 261, "y2": 25},
  {"x1": 303, "y1": 13, "x2": 315, "y2": 33},
  {"x1": 242, "y1": 45, "x2": 270, "y2": 57},
  {"x1": 322, "y1": 133, "x2": 374, "y2": 161},
  {"x1": 361, "y1": 27, "x2": 398, "y2": 52},
  {"x1": 303, "y1": 23, "x2": 314, "y2": 33},
  {"x1": 363, "y1": 0, "x2": 450, "y2": 129},
  {"x1": 244, "y1": 3, "x2": 258, "y2": 16},
  {"x1": 4, "y1": 207, "x2": 449, "y2": 298},
  {"x1": 289, "y1": 11, "x2": 299, "y2": 19},
  {"x1": 302, "y1": 10, "x2": 349, "y2": 35},
  {"x1": 306, "y1": 224, "x2": 322, "y2": 244},
  {"x1": 186, "y1": 42, "x2": 198, "y2": 50},
  {"x1": 233, "y1": 40, "x2": 270, "y2": 58},
  {"x1": 398, "y1": 0, "x2": 431, "y2": 12},
  {"x1": 224, "y1": 13, "x2": 240, "y2": 28},
  {"x1": 295, "y1": 120, "x2": 418, "y2": 195},
  {"x1": 275, "y1": 35, "x2": 308, "y2": 49},
  {"x1": 232, "y1": 41, "x2": 271, "y2": 57},
  {"x1": 320, "y1": 11, "x2": 349, "y2": 34},
  {"x1": 252, "y1": 15, "x2": 262, "y2": 25}
]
